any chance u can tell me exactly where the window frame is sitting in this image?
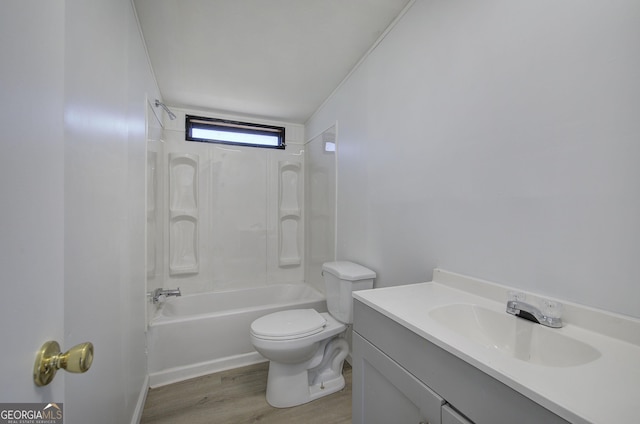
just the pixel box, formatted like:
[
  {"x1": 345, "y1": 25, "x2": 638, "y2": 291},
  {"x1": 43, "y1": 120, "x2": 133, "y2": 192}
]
[{"x1": 185, "y1": 115, "x2": 286, "y2": 149}]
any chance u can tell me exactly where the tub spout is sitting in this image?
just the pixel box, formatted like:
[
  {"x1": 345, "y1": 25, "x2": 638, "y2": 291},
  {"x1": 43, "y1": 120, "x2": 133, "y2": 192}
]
[{"x1": 150, "y1": 288, "x2": 181, "y2": 303}]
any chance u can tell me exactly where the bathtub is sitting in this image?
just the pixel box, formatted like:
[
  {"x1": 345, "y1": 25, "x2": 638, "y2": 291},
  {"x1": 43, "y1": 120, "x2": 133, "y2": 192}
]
[{"x1": 147, "y1": 283, "x2": 327, "y2": 387}]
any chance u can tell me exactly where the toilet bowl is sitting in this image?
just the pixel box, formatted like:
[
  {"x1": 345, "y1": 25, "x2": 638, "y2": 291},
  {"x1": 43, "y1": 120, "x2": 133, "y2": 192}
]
[
  {"x1": 250, "y1": 310, "x2": 348, "y2": 407},
  {"x1": 250, "y1": 261, "x2": 375, "y2": 408}
]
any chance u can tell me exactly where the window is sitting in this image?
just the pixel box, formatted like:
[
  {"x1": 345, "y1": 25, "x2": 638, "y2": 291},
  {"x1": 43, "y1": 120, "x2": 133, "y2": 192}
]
[{"x1": 185, "y1": 115, "x2": 285, "y2": 149}]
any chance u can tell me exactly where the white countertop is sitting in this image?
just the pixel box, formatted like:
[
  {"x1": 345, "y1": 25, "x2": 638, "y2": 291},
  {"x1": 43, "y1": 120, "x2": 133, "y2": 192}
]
[{"x1": 353, "y1": 269, "x2": 640, "y2": 424}]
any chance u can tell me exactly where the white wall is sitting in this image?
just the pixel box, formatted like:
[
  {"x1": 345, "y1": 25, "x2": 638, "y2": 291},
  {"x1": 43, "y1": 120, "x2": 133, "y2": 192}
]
[
  {"x1": 160, "y1": 108, "x2": 306, "y2": 294},
  {"x1": 307, "y1": 0, "x2": 640, "y2": 318},
  {"x1": 63, "y1": 0, "x2": 160, "y2": 421}
]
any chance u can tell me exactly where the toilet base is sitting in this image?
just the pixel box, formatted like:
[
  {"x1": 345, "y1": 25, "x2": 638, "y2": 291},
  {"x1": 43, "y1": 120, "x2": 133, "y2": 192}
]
[
  {"x1": 308, "y1": 374, "x2": 346, "y2": 401},
  {"x1": 266, "y1": 363, "x2": 346, "y2": 408},
  {"x1": 265, "y1": 337, "x2": 349, "y2": 408}
]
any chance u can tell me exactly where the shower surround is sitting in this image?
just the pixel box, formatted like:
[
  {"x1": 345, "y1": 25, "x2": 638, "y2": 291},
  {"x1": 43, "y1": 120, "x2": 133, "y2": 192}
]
[{"x1": 155, "y1": 108, "x2": 308, "y2": 296}]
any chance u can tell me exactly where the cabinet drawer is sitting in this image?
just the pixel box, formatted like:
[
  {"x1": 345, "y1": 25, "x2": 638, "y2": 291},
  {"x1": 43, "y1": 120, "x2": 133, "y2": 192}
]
[{"x1": 353, "y1": 332, "x2": 444, "y2": 424}]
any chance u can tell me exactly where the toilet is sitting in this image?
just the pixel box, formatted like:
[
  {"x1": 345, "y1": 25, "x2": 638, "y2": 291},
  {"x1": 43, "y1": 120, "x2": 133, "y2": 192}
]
[{"x1": 250, "y1": 261, "x2": 375, "y2": 408}]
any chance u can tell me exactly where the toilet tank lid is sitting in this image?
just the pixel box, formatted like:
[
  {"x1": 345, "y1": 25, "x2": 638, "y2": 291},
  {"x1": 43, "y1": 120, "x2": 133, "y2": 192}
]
[{"x1": 322, "y1": 261, "x2": 376, "y2": 281}]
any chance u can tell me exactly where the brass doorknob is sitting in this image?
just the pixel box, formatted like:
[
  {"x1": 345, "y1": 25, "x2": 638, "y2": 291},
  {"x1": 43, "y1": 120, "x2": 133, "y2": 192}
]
[{"x1": 33, "y1": 341, "x2": 94, "y2": 386}]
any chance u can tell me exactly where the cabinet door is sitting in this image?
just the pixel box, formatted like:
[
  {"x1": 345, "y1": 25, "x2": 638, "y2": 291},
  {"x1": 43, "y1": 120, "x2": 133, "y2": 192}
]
[
  {"x1": 353, "y1": 333, "x2": 444, "y2": 424},
  {"x1": 442, "y1": 405, "x2": 474, "y2": 424}
]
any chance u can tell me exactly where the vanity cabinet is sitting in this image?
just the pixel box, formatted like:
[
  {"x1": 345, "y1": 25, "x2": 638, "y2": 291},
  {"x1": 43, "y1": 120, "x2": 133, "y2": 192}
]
[
  {"x1": 352, "y1": 299, "x2": 569, "y2": 424},
  {"x1": 353, "y1": 332, "x2": 444, "y2": 424}
]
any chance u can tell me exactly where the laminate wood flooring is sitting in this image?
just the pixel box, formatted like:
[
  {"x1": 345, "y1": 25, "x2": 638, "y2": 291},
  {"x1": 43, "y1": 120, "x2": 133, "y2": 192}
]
[{"x1": 140, "y1": 362, "x2": 352, "y2": 424}]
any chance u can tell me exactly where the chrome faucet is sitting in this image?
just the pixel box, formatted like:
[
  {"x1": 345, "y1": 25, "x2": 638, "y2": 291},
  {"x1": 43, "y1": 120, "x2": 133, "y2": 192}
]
[
  {"x1": 506, "y1": 299, "x2": 563, "y2": 328},
  {"x1": 150, "y1": 288, "x2": 181, "y2": 303}
]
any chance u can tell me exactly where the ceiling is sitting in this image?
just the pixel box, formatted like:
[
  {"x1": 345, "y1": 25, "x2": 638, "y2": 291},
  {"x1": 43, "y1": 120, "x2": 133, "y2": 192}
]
[{"x1": 134, "y1": 0, "x2": 412, "y2": 123}]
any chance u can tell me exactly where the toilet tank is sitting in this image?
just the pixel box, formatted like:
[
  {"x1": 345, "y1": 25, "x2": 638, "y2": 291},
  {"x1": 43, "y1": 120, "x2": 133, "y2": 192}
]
[{"x1": 322, "y1": 261, "x2": 376, "y2": 324}]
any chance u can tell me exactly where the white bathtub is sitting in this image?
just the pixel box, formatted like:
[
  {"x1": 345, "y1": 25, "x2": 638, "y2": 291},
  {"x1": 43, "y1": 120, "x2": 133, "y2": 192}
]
[{"x1": 147, "y1": 283, "x2": 327, "y2": 387}]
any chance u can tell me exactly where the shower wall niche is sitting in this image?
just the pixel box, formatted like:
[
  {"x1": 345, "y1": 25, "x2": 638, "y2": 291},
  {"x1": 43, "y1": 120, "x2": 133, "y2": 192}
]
[
  {"x1": 278, "y1": 162, "x2": 302, "y2": 267},
  {"x1": 161, "y1": 108, "x2": 305, "y2": 295},
  {"x1": 168, "y1": 153, "x2": 199, "y2": 276}
]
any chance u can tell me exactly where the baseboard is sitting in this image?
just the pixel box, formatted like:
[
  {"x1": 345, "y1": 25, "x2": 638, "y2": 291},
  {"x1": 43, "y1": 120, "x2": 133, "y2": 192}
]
[
  {"x1": 148, "y1": 352, "x2": 268, "y2": 388},
  {"x1": 131, "y1": 374, "x2": 150, "y2": 424}
]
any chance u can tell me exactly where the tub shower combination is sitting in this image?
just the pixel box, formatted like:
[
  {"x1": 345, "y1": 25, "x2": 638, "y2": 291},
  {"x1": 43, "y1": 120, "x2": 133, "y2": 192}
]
[
  {"x1": 146, "y1": 143, "x2": 325, "y2": 387},
  {"x1": 147, "y1": 284, "x2": 326, "y2": 387}
]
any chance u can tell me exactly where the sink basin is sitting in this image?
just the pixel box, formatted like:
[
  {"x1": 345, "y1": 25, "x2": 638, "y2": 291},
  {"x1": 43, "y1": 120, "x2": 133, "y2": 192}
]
[{"x1": 429, "y1": 304, "x2": 600, "y2": 367}]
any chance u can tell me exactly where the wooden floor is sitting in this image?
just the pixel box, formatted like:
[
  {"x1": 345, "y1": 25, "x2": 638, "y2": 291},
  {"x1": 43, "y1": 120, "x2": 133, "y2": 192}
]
[{"x1": 140, "y1": 362, "x2": 352, "y2": 424}]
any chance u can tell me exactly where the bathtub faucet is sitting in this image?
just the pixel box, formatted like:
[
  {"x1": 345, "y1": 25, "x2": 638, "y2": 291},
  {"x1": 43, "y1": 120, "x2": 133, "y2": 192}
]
[{"x1": 150, "y1": 288, "x2": 181, "y2": 303}]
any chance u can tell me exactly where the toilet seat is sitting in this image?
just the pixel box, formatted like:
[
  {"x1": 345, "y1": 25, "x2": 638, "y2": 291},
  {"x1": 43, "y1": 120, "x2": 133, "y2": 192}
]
[{"x1": 251, "y1": 309, "x2": 327, "y2": 340}]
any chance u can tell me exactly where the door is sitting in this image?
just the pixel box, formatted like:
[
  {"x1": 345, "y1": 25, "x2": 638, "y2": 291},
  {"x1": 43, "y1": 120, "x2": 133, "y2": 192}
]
[
  {"x1": 2, "y1": 2, "x2": 153, "y2": 423},
  {"x1": 352, "y1": 333, "x2": 444, "y2": 424},
  {"x1": 0, "y1": 0, "x2": 66, "y2": 408}
]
